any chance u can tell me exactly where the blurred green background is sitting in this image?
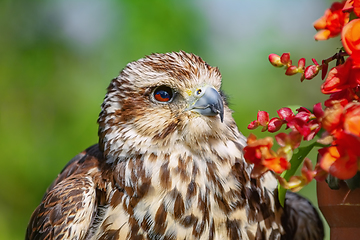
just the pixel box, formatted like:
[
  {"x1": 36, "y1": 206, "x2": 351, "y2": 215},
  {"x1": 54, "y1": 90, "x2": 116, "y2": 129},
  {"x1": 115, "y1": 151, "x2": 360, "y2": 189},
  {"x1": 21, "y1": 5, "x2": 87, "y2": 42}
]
[{"x1": 0, "y1": 0, "x2": 340, "y2": 239}]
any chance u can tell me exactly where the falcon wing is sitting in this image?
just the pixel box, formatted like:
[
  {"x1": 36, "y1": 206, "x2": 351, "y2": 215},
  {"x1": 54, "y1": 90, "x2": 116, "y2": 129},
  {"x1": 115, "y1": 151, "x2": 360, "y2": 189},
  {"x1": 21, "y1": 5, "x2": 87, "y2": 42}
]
[
  {"x1": 26, "y1": 144, "x2": 104, "y2": 240},
  {"x1": 281, "y1": 191, "x2": 324, "y2": 240}
]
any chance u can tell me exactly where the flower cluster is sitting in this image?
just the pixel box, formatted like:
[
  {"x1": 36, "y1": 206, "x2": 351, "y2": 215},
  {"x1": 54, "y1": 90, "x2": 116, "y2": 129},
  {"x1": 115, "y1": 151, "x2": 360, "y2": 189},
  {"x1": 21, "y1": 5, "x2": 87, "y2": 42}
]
[{"x1": 244, "y1": 0, "x2": 360, "y2": 193}]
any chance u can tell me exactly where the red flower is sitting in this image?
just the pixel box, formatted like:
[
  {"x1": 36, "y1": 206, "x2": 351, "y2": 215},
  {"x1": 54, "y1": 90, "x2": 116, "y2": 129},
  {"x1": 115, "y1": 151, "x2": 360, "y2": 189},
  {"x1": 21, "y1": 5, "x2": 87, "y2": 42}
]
[
  {"x1": 244, "y1": 134, "x2": 290, "y2": 177},
  {"x1": 322, "y1": 101, "x2": 360, "y2": 135},
  {"x1": 275, "y1": 132, "x2": 302, "y2": 150},
  {"x1": 324, "y1": 88, "x2": 357, "y2": 107},
  {"x1": 263, "y1": 157, "x2": 289, "y2": 174},
  {"x1": 249, "y1": 105, "x2": 323, "y2": 141},
  {"x1": 313, "y1": 1, "x2": 350, "y2": 40},
  {"x1": 277, "y1": 107, "x2": 295, "y2": 121},
  {"x1": 343, "y1": 0, "x2": 354, "y2": 12},
  {"x1": 277, "y1": 158, "x2": 317, "y2": 192},
  {"x1": 247, "y1": 111, "x2": 269, "y2": 131},
  {"x1": 268, "y1": 117, "x2": 283, "y2": 132},
  {"x1": 321, "y1": 56, "x2": 360, "y2": 94},
  {"x1": 342, "y1": 18, "x2": 360, "y2": 66},
  {"x1": 343, "y1": 0, "x2": 360, "y2": 17},
  {"x1": 319, "y1": 131, "x2": 360, "y2": 179},
  {"x1": 318, "y1": 101, "x2": 360, "y2": 179},
  {"x1": 262, "y1": 0, "x2": 360, "y2": 189},
  {"x1": 354, "y1": 0, "x2": 360, "y2": 16},
  {"x1": 285, "y1": 105, "x2": 322, "y2": 141},
  {"x1": 266, "y1": 107, "x2": 295, "y2": 133},
  {"x1": 244, "y1": 134, "x2": 273, "y2": 165}
]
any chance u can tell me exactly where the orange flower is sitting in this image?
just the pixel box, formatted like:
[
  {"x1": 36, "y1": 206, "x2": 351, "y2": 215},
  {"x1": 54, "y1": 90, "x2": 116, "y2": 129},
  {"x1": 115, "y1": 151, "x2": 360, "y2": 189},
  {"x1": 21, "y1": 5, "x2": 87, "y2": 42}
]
[
  {"x1": 313, "y1": 1, "x2": 350, "y2": 40},
  {"x1": 319, "y1": 132, "x2": 360, "y2": 179},
  {"x1": 244, "y1": 134, "x2": 290, "y2": 177},
  {"x1": 343, "y1": 102, "x2": 360, "y2": 135},
  {"x1": 263, "y1": 157, "x2": 289, "y2": 174},
  {"x1": 354, "y1": 0, "x2": 360, "y2": 16},
  {"x1": 343, "y1": 0, "x2": 360, "y2": 17},
  {"x1": 343, "y1": 0, "x2": 353, "y2": 11},
  {"x1": 321, "y1": 101, "x2": 360, "y2": 135},
  {"x1": 277, "y1": 158, "x2": 316, "y2": 192},
  {"x1": 321, "y1": 56, "x2": 360, "y2": 94},
  {"x1": 321, "y1": 102, "x2": 344, "y2": 134},
  {"x1": 342, "y1": 19, "x2": 360, "y2": 66},
  {"x1": 244, "y1": 134, "x2": 273, "y2": 165}
]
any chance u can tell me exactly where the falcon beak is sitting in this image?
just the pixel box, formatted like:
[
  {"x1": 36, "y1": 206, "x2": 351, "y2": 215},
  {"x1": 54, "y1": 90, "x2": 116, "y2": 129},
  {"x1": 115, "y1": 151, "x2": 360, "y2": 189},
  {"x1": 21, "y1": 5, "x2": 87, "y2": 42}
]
[{"x1": 186, "y1": 85, "x2": 224, "y2": 122}]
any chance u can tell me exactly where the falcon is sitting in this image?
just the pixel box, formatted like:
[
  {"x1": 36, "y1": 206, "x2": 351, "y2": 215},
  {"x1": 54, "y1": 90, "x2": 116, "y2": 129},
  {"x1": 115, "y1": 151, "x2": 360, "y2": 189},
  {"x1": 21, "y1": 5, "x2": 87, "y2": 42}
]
[{"x1": 26, "y1": 51, "x2": 324, "y2": 240}]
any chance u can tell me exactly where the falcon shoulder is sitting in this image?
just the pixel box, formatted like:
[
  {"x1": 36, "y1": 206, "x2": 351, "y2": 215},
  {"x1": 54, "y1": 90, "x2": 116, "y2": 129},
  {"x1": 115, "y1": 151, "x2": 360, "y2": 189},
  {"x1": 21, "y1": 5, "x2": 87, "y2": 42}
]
[{"x1": 26, "y1": 144, "x2": 107, "y2": 240}]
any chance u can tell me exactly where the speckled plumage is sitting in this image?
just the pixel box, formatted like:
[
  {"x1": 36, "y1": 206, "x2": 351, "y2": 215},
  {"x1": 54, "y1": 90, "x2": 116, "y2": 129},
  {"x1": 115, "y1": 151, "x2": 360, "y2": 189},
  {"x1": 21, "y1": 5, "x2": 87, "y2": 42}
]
[{"x1": 26, "y1": 51, "x2": 324, "y2": 240}]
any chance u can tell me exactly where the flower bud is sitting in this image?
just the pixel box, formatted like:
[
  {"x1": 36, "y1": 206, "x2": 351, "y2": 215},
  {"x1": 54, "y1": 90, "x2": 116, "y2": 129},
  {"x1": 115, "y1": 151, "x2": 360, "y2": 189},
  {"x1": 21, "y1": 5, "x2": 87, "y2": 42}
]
[
  {"x1": 268, "y1": 118, "x2": 283, "y2": 132},
  {"x1": 269, "y1": 54, "x2": 283, "y2": 67},
  {"x1": 285, "y1": 65, "x2": 298, "y2": 76},
  {"x1": 247, "y1": 120, "x2": 259, "y2": 130},
  {"x1": 304, "y1": 65, "x2": 320, "y2": 80},
  {"x1": 280, "y1": 53, "x2": 291, "y2": 65},
  {"x1": 277, "y1": 107, "x2": 294, "y2": 121},
  {"x1": 321, "y1": 60, "x2": 328, "y2": 80},
  {"x1": 312, "y1": 58, "x2": 319, "y2": 65},
  {"x1": 257, "y1": 111, "x2": 269, "y2": 126},
  {"x1": 298, "y1": 58, "x2": 306, "y2": 69},
  {"x1": 313, "y1": 102, "x2": 324, "y2": 119}
]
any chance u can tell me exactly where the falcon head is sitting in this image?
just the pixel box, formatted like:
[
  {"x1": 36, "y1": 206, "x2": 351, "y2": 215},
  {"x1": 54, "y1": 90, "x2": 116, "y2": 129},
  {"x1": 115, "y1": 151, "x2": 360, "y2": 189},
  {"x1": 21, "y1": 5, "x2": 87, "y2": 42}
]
[{"x1": 98, "y1": 51, "x2": 244, "y2": 161}]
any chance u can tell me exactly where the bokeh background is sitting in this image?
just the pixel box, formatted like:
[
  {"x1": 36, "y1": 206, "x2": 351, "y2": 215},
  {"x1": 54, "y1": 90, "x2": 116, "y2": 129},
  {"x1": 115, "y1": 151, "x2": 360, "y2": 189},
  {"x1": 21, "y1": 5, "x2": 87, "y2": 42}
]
[{"x1": 0, "y1": 0, "x2": 340, "y2": 239}]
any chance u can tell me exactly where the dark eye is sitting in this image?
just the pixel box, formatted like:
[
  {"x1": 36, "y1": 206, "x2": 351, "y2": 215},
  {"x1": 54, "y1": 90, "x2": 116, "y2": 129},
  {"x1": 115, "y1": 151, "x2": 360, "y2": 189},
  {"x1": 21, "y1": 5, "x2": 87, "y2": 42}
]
[{"x1": 153, "y1": 86, "x2": 174, "y2": 103}]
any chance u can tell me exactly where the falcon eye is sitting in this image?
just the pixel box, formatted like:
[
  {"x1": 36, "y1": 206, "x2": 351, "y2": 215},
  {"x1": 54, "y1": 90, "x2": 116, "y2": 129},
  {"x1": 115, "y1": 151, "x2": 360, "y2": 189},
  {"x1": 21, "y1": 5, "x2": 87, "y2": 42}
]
[
  {"x1": 195, "y1": 87, "x2": 205, "y2": 97},
  {"x1": 153, "y1": 86, "x2": 174, "y2": 103}
]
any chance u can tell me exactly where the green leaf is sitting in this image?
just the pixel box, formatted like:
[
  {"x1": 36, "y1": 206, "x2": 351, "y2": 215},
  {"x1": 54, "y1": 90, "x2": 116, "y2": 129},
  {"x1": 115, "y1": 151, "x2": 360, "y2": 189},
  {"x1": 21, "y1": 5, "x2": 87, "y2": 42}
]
[
  {"x1": 345, "y1": 171, "x2": 360, "y2": 190},
  {"x1": 278, "y1": 184, "x2": 287, "y2": 207},
  {"x1": 326, "y1": 174, "x2": 340, "y2": 190},
  {"x1": 278, "y1": 141, "x2": 324, "y2": 206}
]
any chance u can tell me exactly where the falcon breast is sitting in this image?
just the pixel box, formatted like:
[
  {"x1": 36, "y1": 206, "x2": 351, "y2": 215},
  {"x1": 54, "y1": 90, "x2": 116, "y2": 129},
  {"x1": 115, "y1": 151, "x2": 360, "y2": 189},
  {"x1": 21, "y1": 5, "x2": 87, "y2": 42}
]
[{"x1": 26, "y1": 51, "x2": 324, "y2": 240}]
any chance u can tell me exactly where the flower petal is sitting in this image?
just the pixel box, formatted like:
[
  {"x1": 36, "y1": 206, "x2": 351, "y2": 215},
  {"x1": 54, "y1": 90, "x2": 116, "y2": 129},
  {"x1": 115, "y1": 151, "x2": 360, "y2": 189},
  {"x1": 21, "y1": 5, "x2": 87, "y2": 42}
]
[{"x1": 342, "y1": 18, "x2": 360, "y2": 55}]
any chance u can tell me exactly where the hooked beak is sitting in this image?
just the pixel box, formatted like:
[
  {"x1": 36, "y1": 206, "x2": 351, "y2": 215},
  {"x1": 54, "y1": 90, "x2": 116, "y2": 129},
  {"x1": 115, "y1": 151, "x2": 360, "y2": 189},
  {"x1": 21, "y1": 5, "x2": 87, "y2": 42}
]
[{"x1": 186, "y1": 86, "x2": 224, "y2": 122}]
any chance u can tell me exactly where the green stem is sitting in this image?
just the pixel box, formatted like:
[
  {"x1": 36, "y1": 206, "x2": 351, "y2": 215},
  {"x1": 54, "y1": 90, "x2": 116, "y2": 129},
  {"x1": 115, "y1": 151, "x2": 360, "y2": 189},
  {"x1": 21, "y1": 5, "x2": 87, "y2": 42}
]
[{"x1": 278, "y1": 141, "x2": 326, "y2": 206}]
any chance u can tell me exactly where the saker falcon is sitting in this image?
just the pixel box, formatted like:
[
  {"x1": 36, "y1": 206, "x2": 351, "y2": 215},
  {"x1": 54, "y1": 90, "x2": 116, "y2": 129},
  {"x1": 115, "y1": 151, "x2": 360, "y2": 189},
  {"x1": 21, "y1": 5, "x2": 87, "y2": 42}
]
[{"x1": 26, "y1": 51, "x2": 324, "y2": 240}]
